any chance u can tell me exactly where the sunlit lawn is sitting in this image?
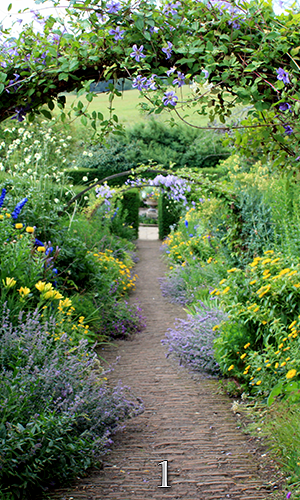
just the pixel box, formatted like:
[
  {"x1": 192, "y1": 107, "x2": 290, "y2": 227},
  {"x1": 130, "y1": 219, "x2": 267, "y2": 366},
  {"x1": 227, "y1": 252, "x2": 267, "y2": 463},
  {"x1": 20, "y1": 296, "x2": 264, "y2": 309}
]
[{"x1": 58, "y1": 86, "x2": 240, "y2": 130}]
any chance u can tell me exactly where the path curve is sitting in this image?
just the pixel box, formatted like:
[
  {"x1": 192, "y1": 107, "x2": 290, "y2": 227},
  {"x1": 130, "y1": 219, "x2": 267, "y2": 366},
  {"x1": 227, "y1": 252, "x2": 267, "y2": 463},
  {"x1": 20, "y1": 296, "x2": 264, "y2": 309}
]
[{"x1": 52, "y1": 239, "x2": 277, "y2": 500}]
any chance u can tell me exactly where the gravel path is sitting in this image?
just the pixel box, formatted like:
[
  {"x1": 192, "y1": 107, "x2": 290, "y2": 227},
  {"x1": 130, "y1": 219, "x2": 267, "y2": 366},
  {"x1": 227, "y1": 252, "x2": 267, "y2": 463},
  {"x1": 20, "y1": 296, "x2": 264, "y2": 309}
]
[{"x1": 51, "y1": 239, "x2": 277, "y2": 500}]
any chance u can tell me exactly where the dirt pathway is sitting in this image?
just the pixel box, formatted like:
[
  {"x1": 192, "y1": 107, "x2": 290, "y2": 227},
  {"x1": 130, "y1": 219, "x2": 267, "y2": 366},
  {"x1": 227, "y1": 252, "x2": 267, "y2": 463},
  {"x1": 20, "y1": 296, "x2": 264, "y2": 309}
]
[{"x1": 53, "y1": 240, "x2": 277, "y2": 500}]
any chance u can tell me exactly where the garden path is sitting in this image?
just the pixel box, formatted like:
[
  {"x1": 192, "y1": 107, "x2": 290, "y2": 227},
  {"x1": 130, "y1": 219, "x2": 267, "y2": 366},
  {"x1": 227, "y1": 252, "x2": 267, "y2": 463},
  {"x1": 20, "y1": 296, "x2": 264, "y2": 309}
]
[{"x1": 52, "y1": 239, "x2": 279, "y2": 500}]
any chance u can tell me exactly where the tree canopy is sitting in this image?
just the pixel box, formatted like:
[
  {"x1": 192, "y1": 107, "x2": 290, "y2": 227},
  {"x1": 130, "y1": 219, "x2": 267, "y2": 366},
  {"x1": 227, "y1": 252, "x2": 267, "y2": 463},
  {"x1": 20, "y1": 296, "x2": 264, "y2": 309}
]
[{"x1": 1, "y1": 0, "x2": 300, "y2": 169}]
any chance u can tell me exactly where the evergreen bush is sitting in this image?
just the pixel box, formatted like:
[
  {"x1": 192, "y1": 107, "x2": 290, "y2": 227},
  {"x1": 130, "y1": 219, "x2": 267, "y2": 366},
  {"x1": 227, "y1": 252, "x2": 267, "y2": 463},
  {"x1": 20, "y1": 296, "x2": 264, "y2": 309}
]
[
  {"x1": 120, "y1": 189, "x2": 140, "y2": 239},
  {"x1": 158, "y1": 193, "x2": 181, "y2": 240}
]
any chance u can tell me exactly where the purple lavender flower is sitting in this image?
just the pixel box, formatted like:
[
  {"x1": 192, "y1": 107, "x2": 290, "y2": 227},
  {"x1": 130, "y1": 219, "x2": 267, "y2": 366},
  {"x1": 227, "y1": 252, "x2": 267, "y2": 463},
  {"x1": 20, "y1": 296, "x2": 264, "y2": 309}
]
[
  {"x1": 166, "y1": 66, "x2": 176, "y2": 76},
  {"x1": 162, "y1": 90, "x2": 178, "y2": 106},
  {"x1": 283, "y1": 124, "x2": 293, "y2": 135},
  {"x1": 277, "y1": 68, "x2": 290, "y2": 85},
  {"x1": 279, "y1": 102, "x2": 291, "y2": 111},
  {"x1": 162, "y1": 41, "x2": 173, "y2": 59},
  {"x1": 286, "y1": 493, "x2": 291, "y2": 500},
  {"x1": 173, "y1": 71, "x2": 185, "y2": 88},
  {"x1": 108, "y1": 26, "x2": 125, "y2": 40},
  {"x1": 130, "y1": 44, "x2": 146, "y2": 62},
  {"x1": 106, "y1": 1, "x2": 121, "y2": 14}
]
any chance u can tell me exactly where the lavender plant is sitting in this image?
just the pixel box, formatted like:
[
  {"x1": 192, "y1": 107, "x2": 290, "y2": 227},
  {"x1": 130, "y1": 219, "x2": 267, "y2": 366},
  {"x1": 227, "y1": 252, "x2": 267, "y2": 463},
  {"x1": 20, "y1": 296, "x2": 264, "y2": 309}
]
[
  {"x1": 0, "y1": 305, "x2": 143, "y2": 498},
  {"x1": 162, "y1": 303, "x2": 227, "y2": 375},
  {"x1": 159, "y1": 269, "x2": 194, "y2": 306}
]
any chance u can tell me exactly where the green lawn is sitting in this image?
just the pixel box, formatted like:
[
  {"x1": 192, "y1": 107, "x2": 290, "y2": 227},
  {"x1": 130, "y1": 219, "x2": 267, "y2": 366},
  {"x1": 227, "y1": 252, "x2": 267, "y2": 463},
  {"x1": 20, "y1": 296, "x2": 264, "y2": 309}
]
[{"x1": 59, "y1": 86, "x2": 228, "y2": 130}]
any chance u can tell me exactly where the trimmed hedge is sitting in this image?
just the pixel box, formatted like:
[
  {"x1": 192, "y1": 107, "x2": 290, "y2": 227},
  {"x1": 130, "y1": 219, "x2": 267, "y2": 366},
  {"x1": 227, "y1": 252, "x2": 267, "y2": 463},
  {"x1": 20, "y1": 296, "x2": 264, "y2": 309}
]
[
  {"x1": 158, "y1": 193, "x2": 181, "y2": 240},
  {"x1": 120, "y1": 189, "x2": 140, "y2": 239}
]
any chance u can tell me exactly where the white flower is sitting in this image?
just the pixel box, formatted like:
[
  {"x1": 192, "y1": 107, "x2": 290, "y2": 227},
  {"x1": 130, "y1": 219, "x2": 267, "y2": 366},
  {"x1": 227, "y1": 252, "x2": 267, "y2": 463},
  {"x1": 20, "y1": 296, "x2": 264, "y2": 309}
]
[
  {"x1": 14, "y1": 138, "x2": 21, "y2": 145},
  {"x1": 88, "y1": 152, "x2": 93, "y2": 157},
  {"x1": 27, "y1": 168, "x2": 32, "y2": 174},
  {"x1": 82, "y1": 151, "x2": 88, "y2": 156},
  {"x1": 54, "y1": 198, "x2": 60, "y2": 203},
  {"x1": 84, "y1": 196, "x2": 89, "y2": 200},
  {"x1": 18, "y1": 128, "x2": 25, "y2": 134},
  {"x1": 0, "y1": 163, "x2": 4, "y2": 171},
  {"x1": 34, "y1": 153, "x2": 41, "y2": 161},
  {"x1": 62, "y1": 158, "x2": 66, "y2": 163},
  {"x1": 67, "y1": 136, "x2": 72, "y2": 140},
  {"x1": 25, "y1": 157, "x2": 31, "y2": 165},
  {"x1": 33, "y1": 140, "x2": 40, "y2": 145},
  {"x1": 62, "y1": 143, "x2": 67, "y2": 148},
  {"x1": 82, "y1": 176, "x2": 88, "y2": 182}
]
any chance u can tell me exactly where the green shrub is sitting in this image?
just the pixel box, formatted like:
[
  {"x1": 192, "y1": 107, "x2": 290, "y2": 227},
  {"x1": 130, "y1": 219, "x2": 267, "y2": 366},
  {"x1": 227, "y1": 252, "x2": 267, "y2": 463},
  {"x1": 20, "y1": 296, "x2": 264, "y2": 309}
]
[
  {"x1": 158, "y1": 193, "x2": 181, "y2": 240},
  {"x1": 120, "y1": 189, "x2": 139, "y2": 239}
]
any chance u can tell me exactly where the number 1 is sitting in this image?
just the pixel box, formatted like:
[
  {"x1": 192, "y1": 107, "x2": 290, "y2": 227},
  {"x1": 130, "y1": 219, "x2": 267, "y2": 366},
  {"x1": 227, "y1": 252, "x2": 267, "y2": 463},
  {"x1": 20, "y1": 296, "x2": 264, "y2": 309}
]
[{"x1": 158, "y1": 460, "x2": 170, "y2": 488}]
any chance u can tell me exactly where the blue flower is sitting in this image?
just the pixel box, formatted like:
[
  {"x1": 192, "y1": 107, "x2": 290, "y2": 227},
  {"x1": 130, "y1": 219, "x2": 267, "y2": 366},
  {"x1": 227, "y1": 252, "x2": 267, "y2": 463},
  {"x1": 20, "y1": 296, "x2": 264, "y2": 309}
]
[
  {"x1": 35, "y1": 238, "x2": 45, "y2": 246},
  {"x1": 283, "y1": 124, "x2": 293, "y2": 135},
  {"x1": 106, "y1": 1, "x2": 121, "y2": 14},
  {"x1": 11, "y1": 197, "x2": 28, "y2": 220},
  {"x1": 0, "y1": 188, "x2": 7, "y2": 208},
  {"x1": 185, "y1": 220, "x2": 188, "y2": 227},
  {"x1": 108, "y1": 26, "x2": 125, "y2": 40},
  {"x1": 162, "y1": 90, "x2": 178, "y2": 106},
  {"x1": 276, "y1": 68, "x2": 290, "y2": 85},
  {"x1": 130, "y1": 45, "x2": 146, "y2": 62},
  {"x1": 279, "y1": 102, "x2": 291, "y2": 112},
  {"x1": 162, "y1": 41, "x2": 173, "y2": 59},
  {"x1": 173, "y1": 71, "x2": 185, "y2": 88},
  {"x1": 132, "y1": 75, "x2": 148, "y2": 90}
]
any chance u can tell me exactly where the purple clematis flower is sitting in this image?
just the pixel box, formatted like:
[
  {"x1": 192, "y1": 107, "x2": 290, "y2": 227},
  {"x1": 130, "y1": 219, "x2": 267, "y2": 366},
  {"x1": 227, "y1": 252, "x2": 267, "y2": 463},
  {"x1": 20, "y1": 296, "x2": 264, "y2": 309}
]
[
  {"x1": 173, "y1": 71, "x2": 185, "y2": 87},
  {"x1": 106, "y1": 1, "x2": 121, "y2": 14},
  {"x1": 166, "y1": 66, "x2": 176, "y2": 76},
  {"x1": 163, "y1": 1, "x2": 181, "y2": 16},
  {"x1": 162, "y1": 41, "x2": 173, "y2": 60},
  {"x1": 279, "y1": 102, "x2": 291, "y2": 112},
  {"x1": 162, "y1": 90, "x2": 178, "y2": 106},
  {"x1": 283, "y1": 124, "x2": 293, "y2": 135},
  {"x1": 277, "y1": 68, "x2": 290, "y2": 85},
  {"x1": 132, "y1": 75, "x2": 147, "y2": 90},
  {"x1": 130, "y1": 44, "x2": 146, "y2": 62},
  {"x1": 108, "y1": 26, "x2": 125, "y2": 40}
]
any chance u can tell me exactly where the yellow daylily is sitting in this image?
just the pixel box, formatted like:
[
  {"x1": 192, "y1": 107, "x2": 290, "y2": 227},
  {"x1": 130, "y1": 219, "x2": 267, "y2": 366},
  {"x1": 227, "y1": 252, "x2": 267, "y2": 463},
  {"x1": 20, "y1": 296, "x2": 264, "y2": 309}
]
[{"x1": 2, "y1": 277, "x2": 17, "y2": 288}]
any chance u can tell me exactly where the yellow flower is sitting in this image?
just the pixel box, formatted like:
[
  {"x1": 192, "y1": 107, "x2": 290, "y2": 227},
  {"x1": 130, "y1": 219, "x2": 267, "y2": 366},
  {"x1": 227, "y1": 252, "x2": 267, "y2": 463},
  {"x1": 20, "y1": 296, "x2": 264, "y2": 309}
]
[
  {"x1": 53, "y1": 291, "x2": 63, "y2": 300},
  {"x1": 240, "y1": 353, "x2": 247, "y2": 359},
  {"x1": 257, "y1": 367, "x2": 262, "y2": 371},
  {"x1": 59, "y1": 298, "x2": 72, "y2": 309},
  {"x1": 253, "y1": 306, "x2": 259, "y2": 312},
  {"x1": 286, "y1": 369, "x2": 297, "y2": 379},
  {"x1": 2, "y1": 277, "x2": 16, "y2": 288},
  {"x1": 289, "y1": 320, "x2": 297, "y2": 329},
  {"x1": 278, "y1": 268, "x2": 290, "y2": 276},
  {"x1": 244, "y1": 342, "x2": 250, "y2": 349},
  {"x1": 222, "y1": 286, "x2": 230, "y2": 294},
  {"x1": 281, "y1": 362, "x2": 286, "y2": 367},
  {"x1": 227, "y1": 268, "x2": 238, "y2": 273},
  {"x1": 228, "y1": 364, "x2": 234, "y2": 371},
  {"x1": 207, "y1": 257, "x2": 213, "y2": 264},
  {"x1": 18, "y1": 286, "x2": 30, "y2": 298},
  {"x1": 26, "y1": 226, "x2": 35, "y2": 233},
  {"x1": 212, "y1": 325, "x2": 219, "y2": 331},
  {"x1": 0, "y1": 215, "x2": 3, "y2": 220},
  {"x1": 249, "y1": 280, "x2": 257, "y2": 285},
  {"x1": 78, "y1": 316, "x2": 85, "y2": 323},
  {"x1": 35, "y1": 281, "x2": 46, "y2": 292},
  {"x1": 256, "y1": 380, "x2": 262, "y2": 385},
  {"x1": 278, "y1": 343, "x2": 284, "y2": 349},
  {"x1": 219, "y1": 279, "x2": 226, "y2": 285},
  {"x1": 37, "y1": 246, "x2": 45, "y2": 252},
  {"x1": 264, "y1": 250, "x2": 274, "y2": 255},
  {"x1": 5, "y1": 213, "x2": 11, "y2": 218},
  {"x1": 15, "y1": 223, "x2": 23, "y2": 229},
  {"x1": 262, "y1": 320, "x2": 267, "y2": 325},
  {"x1": 44, "y1": 290, "x2": 55, "y2": 300}
]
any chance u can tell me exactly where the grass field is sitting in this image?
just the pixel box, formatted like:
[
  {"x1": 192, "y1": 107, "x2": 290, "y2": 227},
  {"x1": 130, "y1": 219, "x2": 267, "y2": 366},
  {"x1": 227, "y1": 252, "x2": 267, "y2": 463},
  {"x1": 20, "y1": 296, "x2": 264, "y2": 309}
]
[{"x1": 59, "y1": 86, "x2": 244, "y2": 131}]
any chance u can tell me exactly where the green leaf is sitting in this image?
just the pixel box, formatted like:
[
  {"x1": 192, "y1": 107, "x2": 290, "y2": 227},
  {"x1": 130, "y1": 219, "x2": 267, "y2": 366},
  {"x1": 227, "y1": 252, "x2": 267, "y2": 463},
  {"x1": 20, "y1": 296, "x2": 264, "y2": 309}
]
[
  {"x1": 81, "y1": 115, "x2": 87, "y2": 126},
  {"x1": 98, "y1": 112, "x2": 104, "y2": 120},
  {"x1": 58, "y1": 72, "x2": 69, "y2": 81},
  {"x1": 134, "y1": 17, "x2": 144, "y2": 31},
  {"x1": 48, "y1": 100, "x2": 55, "y2": 111},
  {"x1": 8, "y1": 3, "x2": 12, "y2": 11},
  {"x1": 41, "y1": 109, "x2": 52, "y2": 120},
  {"x1": 0, "y1": 83, "x2": 4, "y2": 95},
  {"x1": 267, "y1": 381, "x2": 283, "y2": 406}
]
